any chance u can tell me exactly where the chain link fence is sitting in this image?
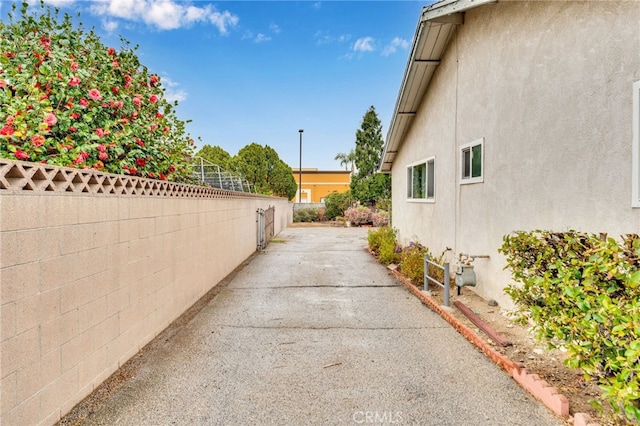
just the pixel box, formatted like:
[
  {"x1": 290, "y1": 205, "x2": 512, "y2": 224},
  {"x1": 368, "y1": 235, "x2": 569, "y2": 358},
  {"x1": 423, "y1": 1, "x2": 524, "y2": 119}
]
[{"x1": 190, "y1": 156, "x2": 253, "y2": 193}]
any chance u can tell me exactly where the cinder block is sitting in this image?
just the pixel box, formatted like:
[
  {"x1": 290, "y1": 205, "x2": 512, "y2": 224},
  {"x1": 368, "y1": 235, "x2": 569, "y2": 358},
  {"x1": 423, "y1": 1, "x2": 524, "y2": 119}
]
[
  {"x1": 77, "y1": 345, "x2": 107, "y2": 388},
  {"x1": 15, "y1": 295, "x2": 39, "y2": 335},
  {"x1": 0, "y1": 195, "x2": 42, "y2": 231},
  {"x1": 78, "y1": 296, "x2": 107, "y2": 334},
  {"x1": 1, "y1": 372, "x2": 17, "y2": 415},
  {"x1": 39, "y1": 347, "x2": 62, "y2": 389},
  {"x1": 40, "y1": 253, "x2": 82, "y2": 292},
  {"x1": 39, "y1": 366, "x2": 78, "y2": 424},
  {"x1": 38, "y1": 288, "x2": 61, "y2": 325},
  {"x1": 61, "y1": 333, "x2": 88, "y2": 372},
  {"x1": 107, "y1": 287, "x2": 130, "y2": 317},
  {"x1": 1, "y1": 303, "x2": 16, "y2": 342},
  {"x1": 0, "y1": 261, "x2": 39, "y2": 304},
  {"x1": 119, "y1": 219, "x2": 140, "y2": 243},
  {"x1": 40, "y1": 308, "x2": 79, "y2": 356},
  {"x1": 59, "y1": 223, "x2": 95, "y2": 255},
  {"x1": 1, "y1": 394, "x2": 40, "y2": 426},
  {"x1": 92, "y1": 221, "x2": 119, "y2": 248},
  {"x1": 1, "y1": 327, "x2": 39, "y2": 377},
  {"x1": 41, "y1": 194, "x2": 79, "y2": 227},
  {"x1": 77, "y1": 196, "x2": 107, "y2": 224},
  {"x1": 1, "y1": 228, "x2": 59, "y2": 267},
  {"x1": 16, "y1": 361, "x2": 45, "y2": 403}
]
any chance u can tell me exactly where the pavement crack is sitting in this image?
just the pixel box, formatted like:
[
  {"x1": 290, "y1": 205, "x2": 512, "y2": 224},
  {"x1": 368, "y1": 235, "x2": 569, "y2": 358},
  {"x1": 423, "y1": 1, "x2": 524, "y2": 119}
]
[
  {"x1": 229, "y1": 284, "x2": 401, "y2": 290},
  {"x1": 213, "y1": 324, "x2": 446, "y2": 330}
]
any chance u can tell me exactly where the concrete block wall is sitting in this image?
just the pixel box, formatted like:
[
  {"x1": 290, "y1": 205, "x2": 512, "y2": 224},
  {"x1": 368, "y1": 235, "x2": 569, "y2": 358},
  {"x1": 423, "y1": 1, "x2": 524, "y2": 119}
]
[{"x1": 0, "y1": 163, "x2": 292, "y2": 425}]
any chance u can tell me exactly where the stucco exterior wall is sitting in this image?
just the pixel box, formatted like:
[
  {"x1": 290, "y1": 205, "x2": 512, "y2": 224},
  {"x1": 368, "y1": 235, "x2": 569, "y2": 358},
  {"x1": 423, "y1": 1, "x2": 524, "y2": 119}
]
[
  {"x1": 0, "y1": 162, "x2": 292, "y2": 425},
  {"x1": 391, "y1": 1, "x2": 640, "y2": 306}
]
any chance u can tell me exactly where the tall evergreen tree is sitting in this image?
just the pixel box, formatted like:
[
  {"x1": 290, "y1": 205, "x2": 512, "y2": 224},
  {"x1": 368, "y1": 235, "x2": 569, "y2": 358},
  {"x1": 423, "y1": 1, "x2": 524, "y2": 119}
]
[{"x1": 350, "y1": 106, "x2": 391, "y2": 206}]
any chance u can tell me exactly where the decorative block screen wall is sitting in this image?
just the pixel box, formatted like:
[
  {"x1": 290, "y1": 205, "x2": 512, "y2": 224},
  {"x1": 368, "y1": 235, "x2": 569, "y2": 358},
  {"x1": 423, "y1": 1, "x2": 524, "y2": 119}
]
[{"x1": 0, "y1": 159, "x2": 292, "y2": 425}]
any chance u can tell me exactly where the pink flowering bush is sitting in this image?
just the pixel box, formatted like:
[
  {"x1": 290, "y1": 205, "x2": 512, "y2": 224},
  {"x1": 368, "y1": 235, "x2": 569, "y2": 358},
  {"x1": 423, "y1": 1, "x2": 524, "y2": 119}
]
[
  {"x1": 0, "y1": 2, "x2": 195, "y2": 182},
  {"x1": 371, "y1": 210, "x2": 389, "y2": 227},
  {"x1": 344, "y1": 206, "x2": 372, "y2": 226}
]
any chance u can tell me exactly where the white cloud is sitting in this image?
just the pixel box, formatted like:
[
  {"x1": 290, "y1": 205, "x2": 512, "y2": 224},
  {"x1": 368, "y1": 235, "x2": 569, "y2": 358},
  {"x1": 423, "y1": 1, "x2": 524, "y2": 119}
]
[
  {"x1": 208, "y1": 10, "x2": 239, "y2": 35},
  {"x1": 315, "y1": 30, "x2": 350, "y2": 46},
  {"x1": 87, "y1": 0, "x2": 238, "y2": 33},
  {"x1": 269, "y1": 23, "x2": 281, "y2": 34},
  {"x1": 353, "y1": 37, "x2": 375, "y2": 53},
  {"x1": 254, "y1": 33, "x2": 271, "y2": 43},
  {"x1": 382, "y1": 37, "x2": 409, "y2": 56},
  {"x1": 39, "y1": 0, "x2": 76, "y2": 6},
  {"x1": 102, "y1": 19, "x2": 119, "y2": 33},
  {"x1": 160, "y1": 76, "x2": 187, "y2": 103},
  {"x1": 312, "y1": 2, "x2": 321, "y2": 9}
]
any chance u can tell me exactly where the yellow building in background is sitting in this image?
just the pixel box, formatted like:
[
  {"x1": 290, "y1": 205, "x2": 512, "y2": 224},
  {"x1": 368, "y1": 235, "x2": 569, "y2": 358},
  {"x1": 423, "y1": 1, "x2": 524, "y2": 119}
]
[{"x1": 291, "y1": 168, "x2": 351, "y2": 203}]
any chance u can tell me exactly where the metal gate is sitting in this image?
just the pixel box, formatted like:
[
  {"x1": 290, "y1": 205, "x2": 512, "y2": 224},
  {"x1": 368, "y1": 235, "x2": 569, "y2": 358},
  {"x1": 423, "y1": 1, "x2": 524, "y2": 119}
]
[{"x1": 257, "y1": 206, "x2": 275, "y2": 250}]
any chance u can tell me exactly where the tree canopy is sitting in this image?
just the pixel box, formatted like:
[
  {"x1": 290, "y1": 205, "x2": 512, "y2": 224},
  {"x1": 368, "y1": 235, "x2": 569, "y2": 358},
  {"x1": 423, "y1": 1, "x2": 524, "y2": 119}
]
[
  {"x1": 350, "y1": 106, "x2": 391, "y2": 205},
  {"x1": 217, "y1": 142, "x2": 297, "y2": 199},
  {"x1": 0, "y1": 2, "x2": 195, "y2": 182},
  {"x1": 196, "y1": 144, "x2": 232, "y2": 170}
]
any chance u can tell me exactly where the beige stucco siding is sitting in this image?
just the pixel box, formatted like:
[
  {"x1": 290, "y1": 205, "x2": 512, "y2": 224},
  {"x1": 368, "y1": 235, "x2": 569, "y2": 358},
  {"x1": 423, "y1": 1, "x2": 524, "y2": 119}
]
[{"x1": 391, "y1": 1, "x2": 640, "y2": 306}]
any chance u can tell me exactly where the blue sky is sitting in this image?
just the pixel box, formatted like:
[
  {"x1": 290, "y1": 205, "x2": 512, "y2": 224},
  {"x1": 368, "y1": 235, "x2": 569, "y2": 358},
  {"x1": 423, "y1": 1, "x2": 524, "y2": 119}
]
[{"x1": 2, "y1": 0, "x2": 432, "y2": 170}]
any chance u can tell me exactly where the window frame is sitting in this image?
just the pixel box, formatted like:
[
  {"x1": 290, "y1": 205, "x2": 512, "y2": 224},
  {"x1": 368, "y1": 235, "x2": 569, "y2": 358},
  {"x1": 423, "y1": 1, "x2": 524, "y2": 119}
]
[
  {"x1": 460, "y1": 138, "x2": 484, "y2": 185},
  {"x1": 633, "y1": 81, "x2": 640, "y2": 207},
  {"x1": 406, "y1": 156, "x2": 435, "y2": 203}
]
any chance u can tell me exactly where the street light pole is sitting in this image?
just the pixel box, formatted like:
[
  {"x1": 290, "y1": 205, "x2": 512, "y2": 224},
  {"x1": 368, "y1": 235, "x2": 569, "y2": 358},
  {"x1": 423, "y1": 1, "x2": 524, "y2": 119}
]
[{"x1": 298, "y1": 129, "x2": 303, "y2": 203}]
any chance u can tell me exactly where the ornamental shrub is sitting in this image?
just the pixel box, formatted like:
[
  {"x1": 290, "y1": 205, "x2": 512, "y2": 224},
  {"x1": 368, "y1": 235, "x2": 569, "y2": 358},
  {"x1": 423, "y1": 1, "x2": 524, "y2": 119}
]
[
  {"x1": 500, "y1": 231, "x2": 640, "y2": 422},
  {"x1": 324, "y1": 190, "x2": 352, "y2": 220},
  {"x1": 0, "y1": 2, "x2": 196, "y2": 182},
  {"x1": 345, "y1": 206, "x2": 372, "y2": 226},
  {"x1": 399, "y1": 243, "x2": 447, "y2": 287},
  {"x1": 371, "y1": 210, "x2": 389, "y2": 227},
  {"x1": 293, "y1": 207, "x2": 319, "y2": 223}
]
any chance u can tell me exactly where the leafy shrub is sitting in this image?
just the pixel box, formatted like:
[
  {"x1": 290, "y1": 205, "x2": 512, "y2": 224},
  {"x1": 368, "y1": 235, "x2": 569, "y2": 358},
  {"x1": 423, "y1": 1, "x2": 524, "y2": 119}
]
[
  {"x1": 399, "y1": 243, "x2": 447, "y2": 287},
  {"x1": 371, "y1": 210, "x2": 389, "y2": 227},
  {"x1": 367, "y1": 225, "x2": 395, "y2": 253},
  {"x1": 500, "y1": 230, "x2": 640, "y2": 422},
  {"x1": 293, "y1": 207, "x2": 319, "y2": 223},
  {"x1": 0, "y1": 2, "x2": 195, "y2": 182},
  {"x1": 345, "y1": 206, "x2": 372, "y2": 226},
  {"x1": 399, "y1": 243, "x2": 428, "y2": 286},
  {"x1": 324, "y1": 190, "x2": 352, "y2": 220}
]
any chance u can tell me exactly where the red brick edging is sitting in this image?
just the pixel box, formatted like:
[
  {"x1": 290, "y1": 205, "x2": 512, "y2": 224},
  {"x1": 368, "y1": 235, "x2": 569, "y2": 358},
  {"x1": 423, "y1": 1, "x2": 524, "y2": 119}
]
[{"x1": 385, "y1": 265, "x2": 571, "y2": 419}]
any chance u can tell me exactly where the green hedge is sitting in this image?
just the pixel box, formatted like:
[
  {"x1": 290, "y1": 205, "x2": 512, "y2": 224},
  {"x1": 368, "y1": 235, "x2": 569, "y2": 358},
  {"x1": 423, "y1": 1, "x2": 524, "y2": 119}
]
[{"x1": 499, "y1": 231, "x2": 640, "y2": 422}]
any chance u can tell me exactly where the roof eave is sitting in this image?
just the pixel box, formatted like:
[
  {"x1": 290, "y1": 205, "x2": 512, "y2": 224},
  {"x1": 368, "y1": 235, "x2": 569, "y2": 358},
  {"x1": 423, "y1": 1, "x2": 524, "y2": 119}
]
[{"x1": 379, "y1": 0, "x2": 497, "y2": 174}]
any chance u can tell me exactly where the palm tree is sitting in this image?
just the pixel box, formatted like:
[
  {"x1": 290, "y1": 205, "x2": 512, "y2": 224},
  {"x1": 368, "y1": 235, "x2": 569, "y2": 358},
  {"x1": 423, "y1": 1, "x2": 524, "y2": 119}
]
[{"x1": 335, "y1": 149, "x2": 356, "y2": 172}]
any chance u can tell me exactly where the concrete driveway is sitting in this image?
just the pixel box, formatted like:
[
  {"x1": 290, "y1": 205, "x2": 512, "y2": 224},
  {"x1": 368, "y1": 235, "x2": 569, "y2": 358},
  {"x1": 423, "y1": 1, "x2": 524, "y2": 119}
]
[{"x1": 79, "y1": 226, "x2": 561, "y2": 426}]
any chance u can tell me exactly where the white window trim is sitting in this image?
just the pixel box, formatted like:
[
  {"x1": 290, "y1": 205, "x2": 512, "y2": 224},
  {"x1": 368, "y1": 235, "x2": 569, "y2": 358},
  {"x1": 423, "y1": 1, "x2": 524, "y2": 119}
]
[
  {"x1": 460, "y1": 137, "x2": 484, "y2": 185},
  {"x1": 406, "y1": 156, "x2": 435, "y2": 203},
  {"x1": 632, "y1": 81, "x2": 640, "y2": 207}
]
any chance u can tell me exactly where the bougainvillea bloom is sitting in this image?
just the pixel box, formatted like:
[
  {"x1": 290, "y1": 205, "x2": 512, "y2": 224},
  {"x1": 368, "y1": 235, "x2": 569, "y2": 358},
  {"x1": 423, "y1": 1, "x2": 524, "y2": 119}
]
[
  {"x1": 107, "y1": 47, "x2": 115, "y2": 55},
  {"x1": 88, "y1": 89, "x2": 102, "y2": 101},
  {"x1": 136, "y1": 158, "x2": 146, "y2": 167},
  {"x1": 149, "y1": 94, "x2": 158, "y2": 103},
  {"x1": 79, "y1": 98, "x2": 89, "y2": 107},
  {"x1": 43, "y1": 112, "x2": 57, "y2": 127},
  {"x1": 98, "y1": 152, "x2": 108, "y2": 161},
  {"x1": 31, "y1": 134, "x2": 45, "y2": 147},
  {"x1": 133, "y1": 96, "x2": 141, "y2": 106},
  {"x1": 95, "y1": 128, "x2": 106, "y2": 137},
  {"x1": 97, "y1": 144, "x2": 106, "y2": 152},
  {"x1": 71, "y1": 61, "x2": 78, "y2": 70},
  {"x1": 14, "y1": 150, "x2": 29, "y2": 160},
  {"x1": 68, "y1": 77, "x2": 80, "y2": 86}
]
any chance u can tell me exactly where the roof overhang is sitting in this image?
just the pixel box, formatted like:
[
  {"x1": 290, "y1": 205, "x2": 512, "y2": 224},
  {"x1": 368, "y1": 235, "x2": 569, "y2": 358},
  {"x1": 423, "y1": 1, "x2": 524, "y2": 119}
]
[{"x1": 379, "y1": 0, "x2": 497, "y2": 173}]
